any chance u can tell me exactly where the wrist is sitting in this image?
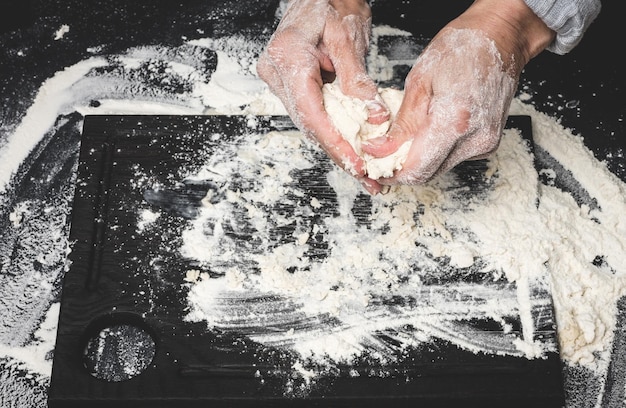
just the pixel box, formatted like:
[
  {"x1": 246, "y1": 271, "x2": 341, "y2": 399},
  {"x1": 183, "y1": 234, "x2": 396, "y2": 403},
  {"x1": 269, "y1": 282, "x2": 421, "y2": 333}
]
[
  {"x1": 450, "y1": 0, "x2": 555, "y2": 72},
  {"x1": 329, "y1": 0, "x2": 371, "y2": 18}
]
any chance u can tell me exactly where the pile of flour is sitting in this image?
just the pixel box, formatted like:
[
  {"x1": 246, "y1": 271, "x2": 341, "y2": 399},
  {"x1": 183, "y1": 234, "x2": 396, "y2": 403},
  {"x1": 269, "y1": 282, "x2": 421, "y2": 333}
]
[{"x1": 509, "y1": 98, "x2": 626, "y2": 369}]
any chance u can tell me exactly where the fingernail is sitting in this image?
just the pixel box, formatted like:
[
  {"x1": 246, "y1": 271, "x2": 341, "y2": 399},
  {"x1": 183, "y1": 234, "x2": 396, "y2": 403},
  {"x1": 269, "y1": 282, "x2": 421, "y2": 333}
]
[
  {"x1": 366, "y1": 100, "x2": 390, "y2": 125},
  {"x1": 362, "y1": 135, "x2": 387, "y2": 147},
  {"x1": 380, "y1": 185, "x2": 391, "y2": 195},
  {"x1": 359, "y1": 177, "x2": 381, "y2": 195}
]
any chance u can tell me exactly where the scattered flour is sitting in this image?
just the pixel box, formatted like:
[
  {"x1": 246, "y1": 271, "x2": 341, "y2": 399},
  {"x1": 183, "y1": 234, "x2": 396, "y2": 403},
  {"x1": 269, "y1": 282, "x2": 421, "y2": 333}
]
[
  {"x1": 0, "y1": 20, "x2": 624, "y2": 408},
  {"x1": 0, "y1": 57, "x2": 108, "y2": 194},
  {"x1": 182, "y1": 115, "x2": 554, "y2": 369},
  {"x1": 178, "y1": 91, "x2": 626, "y2": 390},
  {"x1": 0, "y1": 303, "x2": 60, "y2": 377},
  {"x1": 510, "y1": 98, "x2": 626, "y2": 370},
  {"x1": 136, "y1": 209, "x2": 161, "y2": 233},
  {"x1": 53, "y1": 25, "x2": 70, "y2": 41},
  {"x1": 182, "y1": 32, "x2": 626, "y2": 383}
]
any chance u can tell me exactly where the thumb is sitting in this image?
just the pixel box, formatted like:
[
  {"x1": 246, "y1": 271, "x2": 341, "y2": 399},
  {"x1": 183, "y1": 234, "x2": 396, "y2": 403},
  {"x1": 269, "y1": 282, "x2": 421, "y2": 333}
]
[
  {"x1": 361, "y1": 116, "x2": 415, "y2": 158},
  {"x1": 362, "y1": 80, "x2": 431, "y2": 158}
]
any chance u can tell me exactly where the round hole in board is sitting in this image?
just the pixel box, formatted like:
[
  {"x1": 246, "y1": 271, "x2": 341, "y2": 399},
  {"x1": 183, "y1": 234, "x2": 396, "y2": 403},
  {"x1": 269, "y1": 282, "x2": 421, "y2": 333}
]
[{"x1": 82, "y1": 313, "x2": 157, "y2": 382}]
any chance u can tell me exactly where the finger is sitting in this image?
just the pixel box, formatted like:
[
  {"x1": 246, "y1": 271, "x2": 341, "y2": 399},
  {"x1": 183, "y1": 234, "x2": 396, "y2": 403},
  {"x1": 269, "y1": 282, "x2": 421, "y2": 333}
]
[
  {"x1": 323, "y1": 14, "x2": 390, "y2": 124},
  {"x1": 365, "y1": 99, "x2": 390, "y2": 125},
  {"x1": 360, "y1": 121, "x2": 412, "y2": 158},
  {"x1": 375, "y1": 132, "x2": 445, "y2": 185},
  {"x1": 257, "y1": 51, "x2": 289, "y2": 104},
  {"x1": 357, "y1": 176, "x2": 384, "y2": 195},
  {"x1": 282, "y1": 61, "x2": 367, "y2": 177},
  {"x1": 366, "y1": 88, "x2": 475, "y2": 185},
  {"x1": 388, "y1": 108, "x2": 473, "y2": 185},
  {"x1": 361, "y1": 78, "x2": 431, "y2": 159},
  {"x1": 299, "y1": 96, "x2": 368, "y2": 177},
  {"x1": 436, "y1": 129, "x2": 501, "y2": 176}
]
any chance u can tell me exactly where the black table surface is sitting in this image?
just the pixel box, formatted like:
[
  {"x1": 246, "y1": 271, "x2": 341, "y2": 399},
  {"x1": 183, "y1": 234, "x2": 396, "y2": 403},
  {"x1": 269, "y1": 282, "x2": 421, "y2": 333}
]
[{"x1": 0, "y1": 1, "x2": 624, "y2": 408}]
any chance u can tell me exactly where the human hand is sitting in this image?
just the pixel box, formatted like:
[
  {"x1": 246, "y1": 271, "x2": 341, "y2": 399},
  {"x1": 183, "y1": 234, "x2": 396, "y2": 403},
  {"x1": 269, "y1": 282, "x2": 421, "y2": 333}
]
[
  {"x1": 362, "y1": 0, "x2": 555, "y2": 185},
  {"x1": 257, "y1": 0, "x2": 390, "y2": 194}
]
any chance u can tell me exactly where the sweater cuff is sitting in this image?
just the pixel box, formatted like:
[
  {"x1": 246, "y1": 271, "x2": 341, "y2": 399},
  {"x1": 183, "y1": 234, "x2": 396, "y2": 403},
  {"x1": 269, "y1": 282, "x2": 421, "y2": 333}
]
[{"x1": 524, "y1": 0, "x2": 601, "y2": 54}]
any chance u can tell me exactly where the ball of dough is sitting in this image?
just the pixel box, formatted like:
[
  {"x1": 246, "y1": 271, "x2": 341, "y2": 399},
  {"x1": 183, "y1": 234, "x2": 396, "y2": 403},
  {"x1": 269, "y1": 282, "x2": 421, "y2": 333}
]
[{"x1": 322, "y1": 81, "x2": 411, "y2": 179}]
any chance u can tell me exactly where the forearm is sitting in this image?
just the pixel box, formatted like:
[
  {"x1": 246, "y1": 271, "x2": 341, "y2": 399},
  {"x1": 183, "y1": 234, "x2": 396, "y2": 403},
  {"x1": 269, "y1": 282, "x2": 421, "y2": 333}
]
[
  {"x1": 328, "y1": 0, "x2": 370, "y2": 18},
  {"x1": 448, "y1": 0, "x2": 556, "y2": 75}
]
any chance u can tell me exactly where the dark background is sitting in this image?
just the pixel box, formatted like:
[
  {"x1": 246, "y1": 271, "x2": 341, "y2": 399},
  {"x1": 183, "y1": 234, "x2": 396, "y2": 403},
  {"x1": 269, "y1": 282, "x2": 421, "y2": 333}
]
[{"x1": 0, "y1": 1, "x2": 624, "y2": 407}]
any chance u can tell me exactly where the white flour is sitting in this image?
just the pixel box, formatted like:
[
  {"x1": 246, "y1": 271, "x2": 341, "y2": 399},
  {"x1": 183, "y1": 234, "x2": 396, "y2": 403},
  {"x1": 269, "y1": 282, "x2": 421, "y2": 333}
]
[
  {"x1": 0, "y1": 22, "x2": 624, "y2": 407},
  {"x1": 180, "y1": 30, "x2": 626, "y2": 379},
  {"x1": 180, "y1": 32, "x2": 626, "y2": 396},
  {"x1": 182, "y1": 124, "x2": 553, "y2": 365},
  {"x1": 510, "y1": 99, "x2": 626, "y2": 369}
]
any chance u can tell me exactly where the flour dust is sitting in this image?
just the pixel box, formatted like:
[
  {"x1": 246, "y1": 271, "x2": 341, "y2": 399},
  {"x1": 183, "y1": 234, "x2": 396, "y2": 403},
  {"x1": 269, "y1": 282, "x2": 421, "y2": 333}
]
[{"x1": 0, "y1": 18, "x2": 624, "y2": 408}]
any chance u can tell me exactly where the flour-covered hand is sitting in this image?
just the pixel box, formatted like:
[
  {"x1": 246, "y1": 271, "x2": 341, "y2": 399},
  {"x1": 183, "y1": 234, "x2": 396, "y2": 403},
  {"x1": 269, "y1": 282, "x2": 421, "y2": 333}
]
[
  {"x1": 257, "y1": 0, "x2": 390, "y2": 194},
  {"x1": 362, "y1": 0, "x2": 555, "y2": 185}
]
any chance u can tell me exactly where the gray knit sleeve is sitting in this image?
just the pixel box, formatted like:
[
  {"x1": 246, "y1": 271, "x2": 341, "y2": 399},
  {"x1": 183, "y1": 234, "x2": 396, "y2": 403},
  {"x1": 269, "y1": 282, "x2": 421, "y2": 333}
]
[{"x1": 524, "y1": 0, "x2": 601, "y2": 54}]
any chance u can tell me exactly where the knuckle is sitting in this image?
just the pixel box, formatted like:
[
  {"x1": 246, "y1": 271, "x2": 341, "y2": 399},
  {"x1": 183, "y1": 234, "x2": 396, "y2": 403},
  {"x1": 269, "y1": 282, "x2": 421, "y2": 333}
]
[
  {"x1": 480, "y1": 130, "x2": 501, "y2": 154},
  {"x1": 397, "y1": 166, "x2": 434, "y2": 185},
  {"x1": 256, "y1": 53, "x2": 272, "y2": 79}
]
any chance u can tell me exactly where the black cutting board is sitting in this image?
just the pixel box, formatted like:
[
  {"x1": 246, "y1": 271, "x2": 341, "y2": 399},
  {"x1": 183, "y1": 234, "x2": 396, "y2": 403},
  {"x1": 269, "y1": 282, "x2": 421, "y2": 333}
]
[{"x1": 48, "y1": 114, "x2": 564, "y2": 407}]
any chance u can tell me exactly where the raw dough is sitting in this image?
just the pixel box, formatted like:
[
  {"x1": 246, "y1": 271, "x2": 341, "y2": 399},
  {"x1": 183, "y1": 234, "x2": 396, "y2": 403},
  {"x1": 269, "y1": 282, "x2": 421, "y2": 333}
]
[{"x1": 322, "y1": 81, "x2": 411, "y2": 179}]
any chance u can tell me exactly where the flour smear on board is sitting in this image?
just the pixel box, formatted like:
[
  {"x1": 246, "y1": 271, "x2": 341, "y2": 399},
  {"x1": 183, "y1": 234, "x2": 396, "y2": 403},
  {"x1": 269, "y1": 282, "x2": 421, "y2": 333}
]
[
  {"x1": 0, "y1": 22, "x2": 624, "y2": 407},
  {"x1": 182, "y1": 120, "x2": 552, "y2": 364},
  {"x1": 184, "y1": 28, "x2": 626, "y2": 394}
]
